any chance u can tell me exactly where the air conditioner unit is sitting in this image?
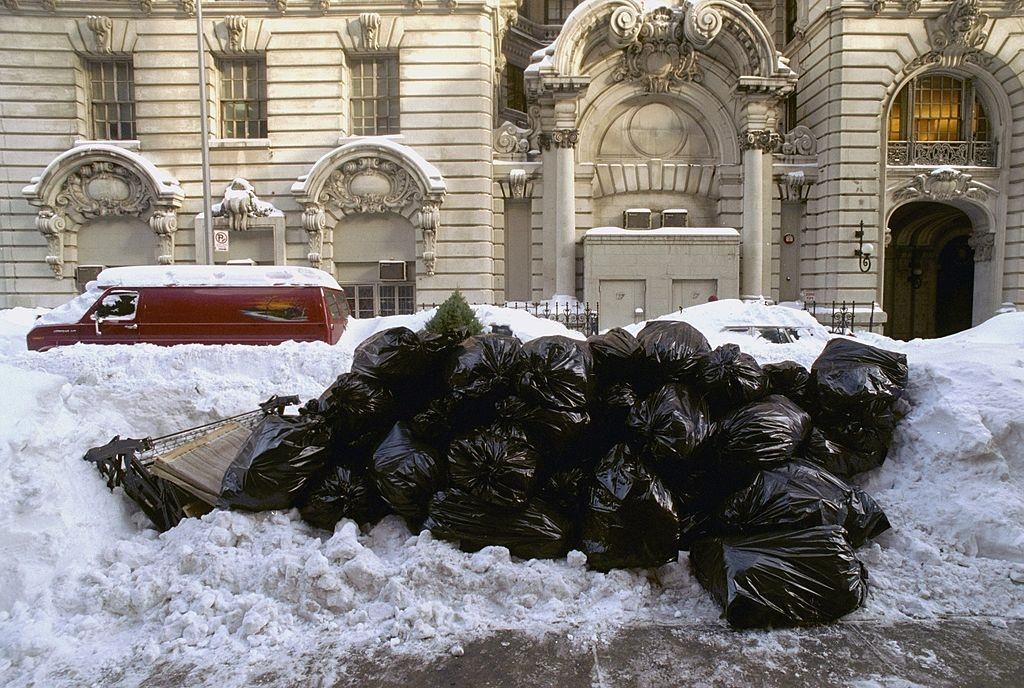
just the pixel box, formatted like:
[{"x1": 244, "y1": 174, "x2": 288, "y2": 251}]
[
  {"x1": 661, "y1": 209, "x2": 689, "y2": 227},
  {"x1": 623, "y1": 208, "x2": 652, "y2": 229},
  {"x1": 379, "y1": 260, "x2": 407, "y2": 281},
  {"x1": 75, "y1": 265, "x2": 105, "y2": 293},
  {"x1": 226, "y1": 258, "x2": 257, "y2": 266}
]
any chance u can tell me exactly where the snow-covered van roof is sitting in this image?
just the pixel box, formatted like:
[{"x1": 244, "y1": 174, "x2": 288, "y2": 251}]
[
  {"x1": 35, "y1": 265, "x2": 341, "y2": 326},
  {"x1": 93, "y1": 265, "x2": 342, "y2": 289}
]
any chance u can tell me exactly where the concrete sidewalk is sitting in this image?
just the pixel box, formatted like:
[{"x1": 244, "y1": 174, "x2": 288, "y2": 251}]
[{"x1": 325, "y1": 619, "x2": 1024, "y2": 688}]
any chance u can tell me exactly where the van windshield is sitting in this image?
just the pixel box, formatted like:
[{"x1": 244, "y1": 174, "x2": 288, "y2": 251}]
[{"x1": 326, "y1": 291, "x2": 347, "y2": 320}]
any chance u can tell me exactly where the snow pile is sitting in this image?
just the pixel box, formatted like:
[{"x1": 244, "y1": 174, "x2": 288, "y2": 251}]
[{"x1": 0, "y1": 303, "x2": 1022, "y2": 686}]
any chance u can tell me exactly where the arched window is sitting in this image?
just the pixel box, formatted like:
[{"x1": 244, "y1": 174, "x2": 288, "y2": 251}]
[{"x1": 887, "y1": 73, "x2": 996, "y2": 167}]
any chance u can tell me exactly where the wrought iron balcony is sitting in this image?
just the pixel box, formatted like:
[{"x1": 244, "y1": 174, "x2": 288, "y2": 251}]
[{"x1": 887, "y1": 140, "x2": 997, "y2": 167}]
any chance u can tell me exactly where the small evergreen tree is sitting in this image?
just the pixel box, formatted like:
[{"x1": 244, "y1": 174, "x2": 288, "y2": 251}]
[{"x1": 424, "y1": 289, "x2": 483, "y2": 336}]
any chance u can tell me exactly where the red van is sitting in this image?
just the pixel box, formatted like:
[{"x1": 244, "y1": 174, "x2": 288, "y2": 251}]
[{"x1": 27, "y1": 265, "x2": 350, "y2": 351}]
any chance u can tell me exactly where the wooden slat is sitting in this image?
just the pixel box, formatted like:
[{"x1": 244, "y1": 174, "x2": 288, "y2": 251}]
[{"x1": 151, "y1": 421, "x2": 252, "y2": 505}]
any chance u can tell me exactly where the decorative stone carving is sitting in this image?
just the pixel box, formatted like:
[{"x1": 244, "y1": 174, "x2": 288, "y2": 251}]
[
  {"x1": 494, "y1": 121, "x2": 531, "y2": 161},
  {"x1": 611, "y1": 6, "x2": 701, "y2": 93},
  {"x1": 211, "y1": 178, "x2": 277, "y2": 232},
  {"x1": 319, "y1": 157, "x2": 427, "y2": 216},
  {"x1": 225, "y1": 16, "x2": 248, "y2": 53},
  {"x1": 905, "y1": 0, "x2": 922, "y2": 13},
  {"x1": 180, "y1": 0, "x2": 196, "y2": 17},
  {"x1": 42, "y1": 0, "x2": 56, "y2": 11},
  {"x1": 414, "y1": 203, "x2": 441, "y2": 275},
  {"x1": 149, "y1": 208, "x2": 178, "y2": 265},
  {"x1": 508, "y1": 169, "x2": 529, "y2": 199},
  {"x1": 56, "y1": 162, "x2": 153, "y2": 220},
  {"x1": 890, "y1": 166, "x2": 996, "y2": 202},
  {"x1": 781, "y1": 126, "x2": 816, "y2": 157},
  {"x1": 272, "y1": 0, "x2": 287, "y2": 13},
  {"x1": 683, "y1": 1, "x2": 725, "y2": 48},
  {"x1": 739, "y1": 129, "x2": 782, "y2": 152},
  {"x1": 36, "y1": 209, "x2": 67, "y2": 278},
  {"x1": 139, "y1": 0, "x2": 153, "y2": 14},
  {"x1": 537, "y1": 133, "x2": 552, "y2": 152},
  {"x1": 87, "y1": 16, "x2": 114, "y2": 55},
  {"x1": 969, "y1": 228, "x2": 994, "y2": 261},
  {"x1": 909, "y1": 0, "x2": 992, "y2": 69},
  {"x1": 776, "y1": 170, "x2": 813, "y2": 201},
  {"x1": 608, "y1": 5, "x2": 644, "y2": 48},
  {"x1": 1007, "y1": 0, "x2": 1023, "y2": 10},
  {"x1": 551, "y1": 128, "x2": 580, "y2": 149},
  {"x1": 2, "y1": 0, "x2": 19, "y2": 9},
  {"x1": 359, "y1": 12, "x2": 381, "y2": 50},
  {"x1": 441, "y1": 0, "x2": 457, "y2": 12},
  {"x1": 871, "y1": 0, "x2": 887, "y2": 15},
  {"x1": 408, "y1": 0, "x2": 423, "y2": 11},
  {"x1": 318, "y1": 0, "x2": 330, "y2": 14},
  {"x1": 301, "y1": 204, "x2": 326, "y2": 269}
]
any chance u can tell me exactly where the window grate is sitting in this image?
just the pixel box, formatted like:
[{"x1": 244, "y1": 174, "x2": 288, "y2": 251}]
[
  {"x1": 217, "y1": 57, "x2": 267, "y2": 139},
  {"x1": 350, "y1": 57, "x2": 400, "y2": 136},
  {"x1": 88, "y1": 59, "x2": 136, "y2": 140}
]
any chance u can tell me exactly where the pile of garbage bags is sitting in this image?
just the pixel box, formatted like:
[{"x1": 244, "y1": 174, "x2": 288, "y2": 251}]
[{"x1": 217, "y1": 321, "x2": 908, "y2": 629}]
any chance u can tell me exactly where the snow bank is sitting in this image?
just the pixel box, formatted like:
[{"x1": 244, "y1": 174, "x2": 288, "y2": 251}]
[{"x1": 0, "y1": 302, "x2": 1022, "y2": 686}]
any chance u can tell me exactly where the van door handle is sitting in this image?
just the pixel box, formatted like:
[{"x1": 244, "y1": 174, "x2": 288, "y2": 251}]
[{"x1": 124, "y1": 323, "x2": 138, "y2": 330}]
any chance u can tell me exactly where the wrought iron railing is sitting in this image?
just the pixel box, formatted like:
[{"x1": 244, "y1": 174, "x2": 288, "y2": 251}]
[
  {"x1": 803, "y1": 298, "x2": 878, "y2": 335},
  {"x1": 887, "y1": 140, "x2": 997, "y2": 167},
  {"x1": 418, "y1": 301, "x2": 600, "y2": 336}
]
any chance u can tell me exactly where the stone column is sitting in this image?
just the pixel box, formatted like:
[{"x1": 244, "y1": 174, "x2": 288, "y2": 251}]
[
  {"x1": 739, "y1": 129, "x2": 779, "y2": 300},
  {"x1": 539, "y1": 133, "x2": 557, "y2": 296},
  {"x1": 552, "y1": 127, "x2": 579, "y2": 299}
]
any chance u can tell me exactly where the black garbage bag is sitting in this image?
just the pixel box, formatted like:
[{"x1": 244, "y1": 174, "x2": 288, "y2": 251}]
[
  {"x1": 812, "y1": 338, "x2": 909, "y2": 418},
  {"x1": 715, "y1": 461, "x2": 890, "y2": 547},
  {"x1": 448, "y1": 424, "x2": 538, "y2": 507},
  {"x1": 636, "y1": 320, "x2": 711, "y2": 390},
  {"x1": 496, "y1": 395, "x2": 589, "y2": 457},
  {"x1": 763, "y1": 361, "x2": 814, "y2": 410},
  {"x1": 371, "y1": 421, "x2": 446, "y2": 527},
  {"x1": 318, "y1": 373, "x2": 396, "y2": 453},
  {"x1": 717, "y1": 395, "x2": 812, "y2": 471},
  {"x1": 587, "y1": 328, "x2": 644, "y2": 386},
  {"x1": 579, "y1": 444, "x2": 679, "y2": 571},
  {"x1": 351, "y1": 327, "x2": 426, "y2": 383},
  {"x1": 626, "y1": 384, "x2": 713, "y2": 488},
  {"x1": 517, "y1": 335, "x2": 594, "y2": 411},
  {"x1": 219, "y1": 414, "x2": 330, "y2": 512},
  {"x1": 424, "y1": 489, "x2": 571, "y2": 560},
  {"x1": 690, "y1": 525, "x2": 868, "y2": 629},
  {"x1": 538, "y1": 466, "x2": 590, "y2": 524},
  {"x1": 446, "y1": 333, "x2": 524, "y2": 419},
  {"x1": 408, "y1": 395, "x2": 458, "y2": 447},
  {"x1": 298, "y1": 465, "x2": 389, "y2": 530},
  {"x1": 419, "y1": 327, "x2": 473, "y2": 368},
  {"x1": 697, "y1": 344, "x2": 767, "y2": 416},
  {"x1": 801, "y1": 422, "x2": 896, "y2": 478}
]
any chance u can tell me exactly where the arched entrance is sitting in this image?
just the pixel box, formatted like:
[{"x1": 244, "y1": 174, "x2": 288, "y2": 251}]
[{"x1": 884, "y1": 202, "x2": 975, "y2": 339}]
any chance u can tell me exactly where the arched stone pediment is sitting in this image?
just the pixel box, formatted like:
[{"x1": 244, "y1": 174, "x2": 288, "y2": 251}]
[
  {"x1": 21, "y1": 143, "x2": 184, "y2": 278},
  {"x1": 291, "y1": 137, "x2": 447, "y2": 275},
  {"x1": 538, "y1": 0, "x2": 793, "y2": 84}
]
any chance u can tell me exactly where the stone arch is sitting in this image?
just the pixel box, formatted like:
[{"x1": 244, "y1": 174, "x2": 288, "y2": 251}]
[
  {"x1": 544, "y1": 0, "x2": 791, "y2": 82},
  {"x1": 21, "y1": 143, "x2": 184, "y2": 279},
  {"x1": 291, "y1": 137, "x2": 447, "y2": 275}
]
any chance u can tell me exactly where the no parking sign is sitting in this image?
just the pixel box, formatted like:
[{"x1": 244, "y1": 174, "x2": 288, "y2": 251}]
[{"x1": 213, "y1": 230, "x2": 230, "y2": 252}]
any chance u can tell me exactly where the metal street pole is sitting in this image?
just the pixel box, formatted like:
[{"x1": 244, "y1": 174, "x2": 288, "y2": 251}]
[{"x1": 195, "y1": 0, "x2": 214, "y2": 264}]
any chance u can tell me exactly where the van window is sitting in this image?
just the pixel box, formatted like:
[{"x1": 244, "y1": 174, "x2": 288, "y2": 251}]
[{"x1": 93, "y1": 291, "x2": 139, "y2": 321}]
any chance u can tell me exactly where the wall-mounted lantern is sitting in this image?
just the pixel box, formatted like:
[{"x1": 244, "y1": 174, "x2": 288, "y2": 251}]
[{"x1": 854, "y1": 221, "x2": 874, "y2": 273}]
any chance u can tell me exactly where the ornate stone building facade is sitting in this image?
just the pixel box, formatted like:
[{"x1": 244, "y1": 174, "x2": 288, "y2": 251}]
[{"x1": 1, "y1": 0, "x2": 1022, "y2": 336}]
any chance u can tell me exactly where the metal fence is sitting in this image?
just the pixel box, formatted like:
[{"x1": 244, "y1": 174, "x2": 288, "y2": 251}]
[
  {"x1": 803, "y1": 298, "x2": 878, "y2": 335},
  {"x1": 418, "y1": 300, "x2": 600, "y2": 336}
]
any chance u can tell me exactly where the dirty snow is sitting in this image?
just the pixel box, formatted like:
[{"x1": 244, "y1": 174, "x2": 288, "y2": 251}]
[{"x1": 0, "y1": 301, "x2": 1022, "y2": 687}]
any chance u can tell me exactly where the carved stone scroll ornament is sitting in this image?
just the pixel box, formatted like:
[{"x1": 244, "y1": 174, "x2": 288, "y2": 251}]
[
  {"x1": 318, "y1": 157, "x2": 426, "y2": 216},
  {"x1": 968, "y1": 228, "x2": 994, "y2": 262},
  {"x1": 212, "y1": 178, "x2": 277, "y2": 232},
  {"x1": 319, "y1": 0, "x2": 330, "y2": 13},
  {"x1": 611, "y1": 7, "x2": 701, "y2": 93},
  {"x1": 551, "y1": 128, "x2": 580, "y2": 149},
  {"x1": 739, "y1": 129, "x2": 782, "y2": 152},
  {"x1": 272, "y1": 0, "x2": 287, "y2": 13},
  {"x1": 180, "y1": 0, "x2": 196, "y2": 17},
  {"x1": 149, "y1": 207, "x2": 178, "y2": 265},
  {"x1": 415, "y1": 203, "x2": 441, "y2": 276},
  {"x1": 87, "y1": 15, "x2": 114, "y2": 54},
  {"x1": 493, "y1": 121, "x2": 531, "y2": 160},
  {"x1": 225, "y1": 16, "x2": 248, "y2": 53},
  {"x1": 781, "y1": 126, "x2": 817, "y2": 157},
  {"x1": 139, "y1": 0, "x2": 153, "y2": 14},
  {"x1": 508, "y1": 169, "x2": 528, "y2": 199},
  {"x1": 359, "y1": 12, "x2": 381, "y2": 51},
  {"x1": 441, "y1": 0, "x2": 458, "y2": 13},
  {"x1": 42, "y1": 0, "x2": 56, "y2": 11},
  {"x1": 301, "y1": 204, "x2": 326, "y2": 269},
  {"x1": 909, "y1": 0, "x2": 992, "y2": 69},
  {"x1": 890, "y1": 167, "x2": 996, "y2": 202},
  {"x1": 36, "y1": 208, "x2": 68, "y2": 278},
  {"x1": 683, "y1": 1, "x2": 725, "y2": 48}
]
